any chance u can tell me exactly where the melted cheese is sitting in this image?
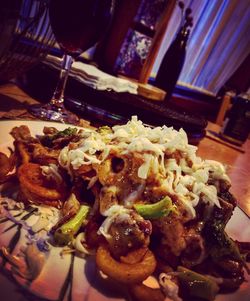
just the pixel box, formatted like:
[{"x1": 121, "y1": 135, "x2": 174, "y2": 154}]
[{"x1": 58, "y1": 116, "x2": 231, "y2": 216}]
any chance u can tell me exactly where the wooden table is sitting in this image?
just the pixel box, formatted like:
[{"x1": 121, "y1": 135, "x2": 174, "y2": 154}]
[
  {"x1": 0, "y1": 83, "x2": 249, "y2": 216},
  {"x1": 197, "y1": 123, "x2": 250, "y2": 217}
]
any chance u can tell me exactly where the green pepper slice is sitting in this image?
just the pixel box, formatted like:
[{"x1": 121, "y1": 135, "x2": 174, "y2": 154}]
[
  {"x1": 54, "y1": 205, "x2": 90, "y2": 246},
  {"x1": 134, "y1": 196, "x2": 174, "y2": 219},
  {"x1": 177, "y1": 266, "x2": 219, "y2": 301}
]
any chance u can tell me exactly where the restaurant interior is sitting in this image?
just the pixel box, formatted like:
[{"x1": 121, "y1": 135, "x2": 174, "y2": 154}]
[
  {"x1": 0, "y1": 1, "x2": 249, "y2": 136},
  {"x1": 0, "y1": 1, "x2": 250, "y2": 300},
  {"x1": 0, "y1": 1, "x2": 249, "y2": 202}
]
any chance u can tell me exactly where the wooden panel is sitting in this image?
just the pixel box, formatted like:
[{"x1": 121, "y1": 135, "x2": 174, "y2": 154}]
[
  {"x1": 139, "y1": 0, "x2": 176, "y2": 83},
  {"x1": 198, "y1": 122, "x2": 250, "y2": 216},
  {"x1": 94, "y1": 0, "x2": 141, "y2": 73}
]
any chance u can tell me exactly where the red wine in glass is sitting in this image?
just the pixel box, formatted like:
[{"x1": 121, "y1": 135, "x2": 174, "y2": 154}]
[
  {"x1": 29, "y1": 0, "x2": 115, "y2": 124},
  {"x1": 50, "y1": 0, "x2": 114, "y2": 57}
]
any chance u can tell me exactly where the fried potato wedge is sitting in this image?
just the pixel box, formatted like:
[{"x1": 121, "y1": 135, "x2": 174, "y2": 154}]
[
  {"x1": 96, "y1": 245, "x2": 156, "y2": 284},
  {"x1": 15, "y1": 141, "x2": 31, "y2": 164},
  {"x1": 10, "y1": 125, "x2": 34, "y2": 142},
  {"x1": 18, "y1": 163, "x2": 67, "y2": 208},
  {"x1": 0, "y1": 152, "x2": 11, "y2": 178},
  {"x1": 32, "y1": 144, "x2": 60, "y2": 165},
  {"x1": 0, "y1": 152, "x2": 17, "y2": 183}
]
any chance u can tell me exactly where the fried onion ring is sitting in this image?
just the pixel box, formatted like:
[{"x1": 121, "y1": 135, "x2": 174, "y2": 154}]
[
  {"x1": 18, "y1": 163, "x2": 67, "y2": 208},
  {"x1": 129, "y1": 283, "x2": 165, "y2": 301},
  {"x1": 96, "y1": 244, "x2": 156, "y2": 284},
  {"x1": 120, "y1": 247, "x2": 148, "y2": 264}
]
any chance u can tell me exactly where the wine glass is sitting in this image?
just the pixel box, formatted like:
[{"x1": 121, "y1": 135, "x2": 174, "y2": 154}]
[{"x1": 29, "y1": 0, "x2": 115, "y2": 124}]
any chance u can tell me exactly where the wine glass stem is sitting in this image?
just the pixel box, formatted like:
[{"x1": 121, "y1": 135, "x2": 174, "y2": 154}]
[{"x1": 50, "y1": 54, "x2": 73, "y2": 107}]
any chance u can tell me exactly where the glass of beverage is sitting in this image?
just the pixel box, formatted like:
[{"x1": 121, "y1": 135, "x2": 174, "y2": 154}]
[{"x1": 29, "y1": 0, "x2": 115, "y2": 124}]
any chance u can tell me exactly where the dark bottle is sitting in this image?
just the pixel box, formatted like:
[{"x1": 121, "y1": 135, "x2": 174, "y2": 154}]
[
  {"x1": 154, "y1": 26, "x2": 190, "y2": 101},
  {"x1": 220, "y1": 93, "x2": 250, "y2": 145}
]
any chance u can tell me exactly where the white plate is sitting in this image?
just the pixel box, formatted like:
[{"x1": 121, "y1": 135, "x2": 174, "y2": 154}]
[{"x1": 0, "y1": 120, "x2": 249, "y2": 301}]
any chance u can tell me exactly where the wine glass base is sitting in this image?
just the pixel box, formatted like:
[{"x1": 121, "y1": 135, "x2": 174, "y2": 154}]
[{"x1": 28, "y1": 103, "x2": 79, "y2": 125}]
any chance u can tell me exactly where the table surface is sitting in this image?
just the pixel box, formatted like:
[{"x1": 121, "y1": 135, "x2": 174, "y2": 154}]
[{"x1": 0, "y1": 83, "x2": 249, "y2": 217}]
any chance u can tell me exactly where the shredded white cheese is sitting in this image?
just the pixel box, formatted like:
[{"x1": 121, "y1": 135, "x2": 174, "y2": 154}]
[
  {"x1": 41, "y1": 164, "x2": 63, "y2": 184},
  {"x1": 58, "y1": 116, "x2": 231, "y2": 217}
]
